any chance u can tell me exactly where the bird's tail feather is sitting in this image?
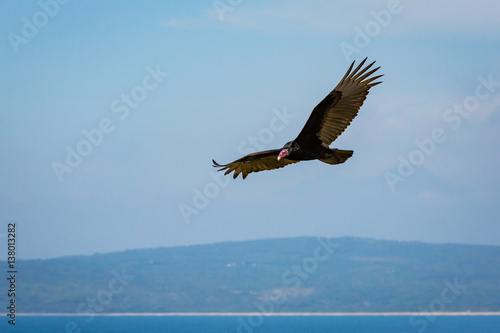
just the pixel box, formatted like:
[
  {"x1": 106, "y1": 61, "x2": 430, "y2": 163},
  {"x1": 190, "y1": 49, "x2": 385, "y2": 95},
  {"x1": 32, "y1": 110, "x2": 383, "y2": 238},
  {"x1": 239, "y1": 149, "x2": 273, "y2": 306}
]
[{"x1": 319, "y1": 149, "x2": 353, "y2": 165}]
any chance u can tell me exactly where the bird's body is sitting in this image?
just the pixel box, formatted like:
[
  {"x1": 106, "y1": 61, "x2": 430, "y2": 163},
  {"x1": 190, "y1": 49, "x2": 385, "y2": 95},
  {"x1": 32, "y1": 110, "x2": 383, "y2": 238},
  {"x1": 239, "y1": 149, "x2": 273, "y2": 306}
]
[{"x1": 213, "y1": 58, "x2": 383, "y2": 179}]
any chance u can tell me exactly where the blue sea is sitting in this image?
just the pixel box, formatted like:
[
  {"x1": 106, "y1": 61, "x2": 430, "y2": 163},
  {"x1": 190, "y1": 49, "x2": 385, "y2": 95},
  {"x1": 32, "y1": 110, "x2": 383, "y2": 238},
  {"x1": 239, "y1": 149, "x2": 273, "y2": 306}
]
[{"x1": 3, "y1": 315, "x2": 499, "y2": 333}]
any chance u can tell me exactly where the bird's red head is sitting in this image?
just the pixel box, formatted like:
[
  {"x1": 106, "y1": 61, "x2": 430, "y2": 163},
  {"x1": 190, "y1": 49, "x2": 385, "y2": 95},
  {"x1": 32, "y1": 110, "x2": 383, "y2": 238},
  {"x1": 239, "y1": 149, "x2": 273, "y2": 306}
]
[{"x1": 277, "y1": 148, "x2": 289, "y2": 161}]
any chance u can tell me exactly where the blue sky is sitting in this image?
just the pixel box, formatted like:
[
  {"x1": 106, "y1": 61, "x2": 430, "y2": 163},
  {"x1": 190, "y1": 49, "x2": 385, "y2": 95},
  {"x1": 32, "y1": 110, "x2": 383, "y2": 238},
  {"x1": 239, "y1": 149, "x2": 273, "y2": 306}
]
[{"x1": 1, "y1": 0, "x2": 499, "y2": 259}]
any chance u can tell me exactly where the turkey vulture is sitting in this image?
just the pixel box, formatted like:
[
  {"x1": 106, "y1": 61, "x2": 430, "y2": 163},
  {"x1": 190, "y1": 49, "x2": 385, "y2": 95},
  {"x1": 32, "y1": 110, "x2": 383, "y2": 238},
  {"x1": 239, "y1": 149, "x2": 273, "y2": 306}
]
[{"x1": 213, "y1": 58, "x2": 382, "y2": 179}]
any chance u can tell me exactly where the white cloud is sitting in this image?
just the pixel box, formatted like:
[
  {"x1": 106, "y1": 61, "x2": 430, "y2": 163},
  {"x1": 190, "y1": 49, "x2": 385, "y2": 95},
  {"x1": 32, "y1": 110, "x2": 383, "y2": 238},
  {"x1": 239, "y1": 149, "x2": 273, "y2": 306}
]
[
  {"x1": 192, "y1": 0, "x2": 500, "y2": 36},
  {"x1": 416, "y1": 189, "x2": 458, "y2": 205},
  {"x1": 476, "y1": 92, "x2": 500, "y2": 120},
  {"x1": 402, "y1": 0, "x2": 500, "y2": 36}
]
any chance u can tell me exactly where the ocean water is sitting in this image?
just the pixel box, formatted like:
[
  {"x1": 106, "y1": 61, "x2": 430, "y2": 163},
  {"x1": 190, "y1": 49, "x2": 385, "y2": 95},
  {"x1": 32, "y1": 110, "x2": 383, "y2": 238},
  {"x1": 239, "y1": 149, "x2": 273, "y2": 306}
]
[{"x1": 3, "y1": 315, "x2": 500, "y2": 333}]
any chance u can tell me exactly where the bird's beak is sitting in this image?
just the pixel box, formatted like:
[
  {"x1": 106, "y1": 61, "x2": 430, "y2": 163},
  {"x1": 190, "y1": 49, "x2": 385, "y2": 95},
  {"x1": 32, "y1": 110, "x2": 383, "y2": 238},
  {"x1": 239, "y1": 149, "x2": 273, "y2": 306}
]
[{"x1": 277, "y1": 149, "x2": 289, "y2": 161}]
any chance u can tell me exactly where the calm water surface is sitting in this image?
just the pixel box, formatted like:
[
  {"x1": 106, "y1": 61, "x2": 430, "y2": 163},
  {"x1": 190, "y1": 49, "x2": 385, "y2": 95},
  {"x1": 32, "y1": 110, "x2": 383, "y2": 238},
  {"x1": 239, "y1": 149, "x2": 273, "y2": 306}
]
[{"x1": 3, "y1": 315, "x2": 500, "y2": 333}]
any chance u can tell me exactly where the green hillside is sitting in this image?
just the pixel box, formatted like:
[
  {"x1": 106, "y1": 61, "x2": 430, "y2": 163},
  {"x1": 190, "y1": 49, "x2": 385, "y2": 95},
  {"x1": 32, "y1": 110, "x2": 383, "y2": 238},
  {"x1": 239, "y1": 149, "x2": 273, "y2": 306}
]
[{"x1": 2, "y1": 237, "x2": 500, "y2": 313}]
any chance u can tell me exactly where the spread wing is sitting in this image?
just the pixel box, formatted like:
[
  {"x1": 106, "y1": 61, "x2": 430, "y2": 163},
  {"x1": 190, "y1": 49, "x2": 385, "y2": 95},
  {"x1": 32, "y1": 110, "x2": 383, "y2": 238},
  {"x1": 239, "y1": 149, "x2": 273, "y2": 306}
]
[
  {"x1": 212, "y1": 149, "x2": 299, "y2": 179},
  {"x1": 295, "y1": 58, "x2": 383, "y2": 148}
]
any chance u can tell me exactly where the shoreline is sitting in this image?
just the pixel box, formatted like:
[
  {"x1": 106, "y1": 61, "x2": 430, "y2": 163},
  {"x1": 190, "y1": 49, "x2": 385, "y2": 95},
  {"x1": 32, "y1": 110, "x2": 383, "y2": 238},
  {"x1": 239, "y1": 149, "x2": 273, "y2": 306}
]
[{"x1": 10, "y1": 312, "x2": 500, "y2": 317}]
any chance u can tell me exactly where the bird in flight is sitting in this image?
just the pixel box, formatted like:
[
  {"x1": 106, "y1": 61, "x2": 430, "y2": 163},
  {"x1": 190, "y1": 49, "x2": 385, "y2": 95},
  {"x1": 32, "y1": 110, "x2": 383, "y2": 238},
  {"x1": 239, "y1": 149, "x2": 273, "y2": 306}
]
[{"x1": 213, "y1": 58, "x2": 383, "y2": 179}]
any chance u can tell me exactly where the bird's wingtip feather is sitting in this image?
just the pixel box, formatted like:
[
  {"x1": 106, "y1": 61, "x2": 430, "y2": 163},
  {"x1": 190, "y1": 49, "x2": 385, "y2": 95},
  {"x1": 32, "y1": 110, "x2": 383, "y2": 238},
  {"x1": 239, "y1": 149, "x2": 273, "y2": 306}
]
[{"x1": 212, "y1": 159, "x2": 225, "y2": 168}]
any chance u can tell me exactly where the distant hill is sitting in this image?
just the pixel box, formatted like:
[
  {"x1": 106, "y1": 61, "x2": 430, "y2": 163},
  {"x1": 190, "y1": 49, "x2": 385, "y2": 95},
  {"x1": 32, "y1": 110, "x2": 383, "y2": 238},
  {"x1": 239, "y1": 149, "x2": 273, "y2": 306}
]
[{"x1": 2, "y1": 237, "x2": 500, "y2": 313}]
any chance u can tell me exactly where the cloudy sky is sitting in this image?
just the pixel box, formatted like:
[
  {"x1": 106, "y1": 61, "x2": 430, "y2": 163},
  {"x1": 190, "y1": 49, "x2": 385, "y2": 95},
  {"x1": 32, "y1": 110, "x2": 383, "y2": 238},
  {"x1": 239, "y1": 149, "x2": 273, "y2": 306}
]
[{"x1": 1, "y1": 0, "x2": 499, "y2": 259}]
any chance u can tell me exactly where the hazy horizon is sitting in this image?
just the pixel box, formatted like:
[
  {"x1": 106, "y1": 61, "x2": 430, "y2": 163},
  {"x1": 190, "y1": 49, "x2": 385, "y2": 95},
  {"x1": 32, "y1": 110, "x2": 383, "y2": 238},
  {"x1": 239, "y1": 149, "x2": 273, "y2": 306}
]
[{"x1": 1, "y1": 1, "x2": 499, "y2": 260}]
